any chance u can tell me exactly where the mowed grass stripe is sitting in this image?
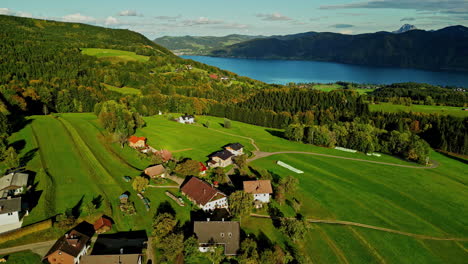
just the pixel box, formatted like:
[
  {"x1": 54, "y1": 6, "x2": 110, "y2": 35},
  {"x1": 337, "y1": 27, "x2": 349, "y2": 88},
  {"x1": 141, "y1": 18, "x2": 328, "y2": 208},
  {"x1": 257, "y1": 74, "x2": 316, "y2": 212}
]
[{"x1": 30, "y1": 116, "x2": 103, "y2": 214}]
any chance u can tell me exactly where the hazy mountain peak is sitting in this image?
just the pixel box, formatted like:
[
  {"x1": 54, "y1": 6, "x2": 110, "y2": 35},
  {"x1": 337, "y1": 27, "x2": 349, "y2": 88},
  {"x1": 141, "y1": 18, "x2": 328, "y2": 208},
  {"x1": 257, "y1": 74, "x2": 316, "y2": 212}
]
[{"x1": 393, "y1": 24, "x2": 418, "y2": 33}]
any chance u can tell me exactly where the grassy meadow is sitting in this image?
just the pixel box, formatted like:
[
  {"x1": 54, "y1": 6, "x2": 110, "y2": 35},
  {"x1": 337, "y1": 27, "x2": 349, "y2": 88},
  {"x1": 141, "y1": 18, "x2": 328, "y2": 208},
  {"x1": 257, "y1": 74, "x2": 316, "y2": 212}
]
[
  {"x1": 102, "y1": 83, "x2": 142, "y2": 95},
  {"x1": 4, "y1": 113, "x2": 467, "y2": 263},
  {"x1": 0, "y1": 251, "x2": 42, "y2": 264},
  {"x1": 81, "y1": 48, "x2": 149, "y2": 63},
  {"x1": 370, "y1": 102, "x2": 468, "y2": 117}
]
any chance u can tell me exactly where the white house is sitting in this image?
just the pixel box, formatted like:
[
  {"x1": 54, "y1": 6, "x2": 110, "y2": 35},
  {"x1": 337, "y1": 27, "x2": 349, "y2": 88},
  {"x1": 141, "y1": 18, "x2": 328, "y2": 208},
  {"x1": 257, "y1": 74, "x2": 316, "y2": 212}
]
[
  {"x1": 243, "y1": 180, "x2": 273, "y2": 205},
  {"x1": 224, "y1": 143, "x2": 244, "y2": 156},
  {"x1": 0, "y1": 197, "x2": 23, "y2": 233},
  {"x1": 178, "y1": 114, "x2": 195, "y2": 124},
  {"x1": 181, "y1": 177, "x2": 228, "y2": 211},
  {"x1": 0, "y1": 172, "x2": 29, "y2": 199}
]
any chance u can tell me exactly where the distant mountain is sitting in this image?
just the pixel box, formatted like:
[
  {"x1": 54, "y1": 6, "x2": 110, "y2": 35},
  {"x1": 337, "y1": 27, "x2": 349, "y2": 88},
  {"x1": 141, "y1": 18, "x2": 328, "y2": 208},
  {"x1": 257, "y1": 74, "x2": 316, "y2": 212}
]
[
  {"x1": 393, "y1": 24, "x2": 418, "y2": 33},
  {"x1": 154, "y1": 34, "x2": 265, "y2": 55},
  {"x1": 210, "y1": 25, "x2": 468, "y2": 71}
]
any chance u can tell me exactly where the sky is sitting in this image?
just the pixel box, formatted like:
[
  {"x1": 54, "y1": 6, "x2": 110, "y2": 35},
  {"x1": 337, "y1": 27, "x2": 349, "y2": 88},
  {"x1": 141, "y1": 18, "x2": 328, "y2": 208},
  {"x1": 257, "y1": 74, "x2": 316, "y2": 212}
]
[{"x1": 1, "y1": 0, "x2": 467, "y2": 38}]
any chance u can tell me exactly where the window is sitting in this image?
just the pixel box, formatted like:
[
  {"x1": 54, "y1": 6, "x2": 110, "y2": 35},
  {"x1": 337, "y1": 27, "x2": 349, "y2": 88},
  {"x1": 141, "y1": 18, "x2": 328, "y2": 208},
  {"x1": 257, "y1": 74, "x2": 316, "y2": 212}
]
[
  {"x1": 228, "y1": 232, "x2": 232, "y2": 238},
  {"x1": 220, "y1": 233, "x2": 225, "y2": 237},
  {"x1": 7, "y1": 212, "x2": 13, "y2": 216}
]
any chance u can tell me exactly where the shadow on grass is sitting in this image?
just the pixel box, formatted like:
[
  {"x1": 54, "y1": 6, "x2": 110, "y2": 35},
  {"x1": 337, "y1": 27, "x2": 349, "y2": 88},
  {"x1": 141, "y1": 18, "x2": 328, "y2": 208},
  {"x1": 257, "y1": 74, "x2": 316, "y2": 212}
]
[
  {"x1": 436, "y1": 150, "x2": 468, "y2": 165},
  {"x1": 265, "y1": 129, "x2": 285, "y2": 139}
]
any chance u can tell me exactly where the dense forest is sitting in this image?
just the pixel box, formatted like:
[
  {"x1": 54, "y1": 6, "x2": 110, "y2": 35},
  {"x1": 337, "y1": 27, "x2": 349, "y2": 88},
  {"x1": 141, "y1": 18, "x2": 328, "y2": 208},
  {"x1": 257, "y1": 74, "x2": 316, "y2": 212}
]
[
  {"x1": 210, "y1": 26, "x2": 468, "y2": 71},
  {"x1": 370, "y1": 82, "x2": 467, "y2": 107},
  {"x1": 0, "y1": 14, "x2": 466, "y2": 167}
]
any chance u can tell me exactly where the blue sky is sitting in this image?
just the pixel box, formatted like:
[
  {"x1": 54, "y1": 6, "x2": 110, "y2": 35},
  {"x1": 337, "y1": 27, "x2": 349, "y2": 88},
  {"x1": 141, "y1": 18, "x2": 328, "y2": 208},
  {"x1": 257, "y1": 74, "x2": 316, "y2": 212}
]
[{"x1": 1, "y1": 0, "x2": 467, "y2": 38}]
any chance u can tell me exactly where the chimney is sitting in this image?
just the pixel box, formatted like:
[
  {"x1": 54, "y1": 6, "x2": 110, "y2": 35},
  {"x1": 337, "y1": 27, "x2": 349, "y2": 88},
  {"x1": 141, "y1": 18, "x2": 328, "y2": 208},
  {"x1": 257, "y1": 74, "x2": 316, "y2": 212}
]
[
  {"x1": 207, "y1": 218, "x2": 210, "y2": 222},
  {"x1": 222, "y1": 218, "x2": 224, "y2": 222},
  {"x1": 120, "y1": 248, "x2": 124, "y2": 254}
]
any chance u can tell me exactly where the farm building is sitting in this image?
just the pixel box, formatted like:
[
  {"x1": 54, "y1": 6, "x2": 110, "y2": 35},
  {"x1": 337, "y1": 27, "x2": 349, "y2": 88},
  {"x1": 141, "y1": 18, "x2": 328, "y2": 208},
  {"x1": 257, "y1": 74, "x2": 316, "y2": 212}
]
[
  {"x1": 144, "y1": 165, "x2": 166, "y2": 178},
  {"x1": 44, "y1": 229, "x2": 91, "y2": 264},
  {"x1": 154, "y1": 149, "x2": 173, "y2": 162},
  {"x1": 0, "y1": 172, "x2": 29, "y2": 199},
  {"x1": 208, "y1": 150, "x2": 234, "y2": 168},
  {"x1": 178, "y1": 114, "x2": 195, "y2": 124},
  {"x1": 0, "y1": 197, "x2": 23, "y2": 234},
  {"x1": 181, "y1": 177, "x2": 228, "y2": 211},
  {"x1": 93, "y1": 216, "x2": 112, "y2": 234},
  {"x1": 128, "y1": 136, "x2": 146, "y2": 148},
  {"x1": 224, "y1": 143, "x2": 244, "y2": 156},
  {"x1": 119, "y1": 193, "x2": 129, "y2": 204},
  {"x1": 194, "y1": 220, "x2": 240, "y2": 255},
  {"x1": 243, "y1": 180, "x2": 273, "y2": 206}
]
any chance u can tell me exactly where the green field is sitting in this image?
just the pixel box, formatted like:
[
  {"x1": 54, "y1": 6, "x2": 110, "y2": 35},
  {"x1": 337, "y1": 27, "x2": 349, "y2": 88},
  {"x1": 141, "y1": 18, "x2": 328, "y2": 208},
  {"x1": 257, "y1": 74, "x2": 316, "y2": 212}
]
[
  {"x1": 370, "y1": 102, "x2": 468, "y2": 117},
  {"x1": 6, "y1": 113, "x2": 468, "y2": 263},
  {"x1": 312, "y1": 84, "x2": 374, "y2": 95},
  {"x1": 82, "y1": 48, "x2": 149, "y2": 62},
  {"x1": 102, "y1": 83, "x2": 142, "y2": 95}
]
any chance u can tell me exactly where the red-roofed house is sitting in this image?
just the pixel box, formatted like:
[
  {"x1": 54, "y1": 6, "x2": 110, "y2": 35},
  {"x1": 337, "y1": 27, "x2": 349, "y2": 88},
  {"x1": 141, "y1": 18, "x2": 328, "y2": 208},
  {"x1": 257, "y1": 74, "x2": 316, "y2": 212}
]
[
  {"x1": 181, "y1": 177, "x2": 228, "y2": 211},
  {"x1": 93, "y1": 216, "x2": 112, "y2": 234},
  {"x1": 209, "y1": 74, "x2": 218, "y2": 80},
  {"x1": 199, "y1": 162, "x2": 208, "y2": 175},
  {"x1": 128, "y1": 136, "x2": 146, "y2": 149}
]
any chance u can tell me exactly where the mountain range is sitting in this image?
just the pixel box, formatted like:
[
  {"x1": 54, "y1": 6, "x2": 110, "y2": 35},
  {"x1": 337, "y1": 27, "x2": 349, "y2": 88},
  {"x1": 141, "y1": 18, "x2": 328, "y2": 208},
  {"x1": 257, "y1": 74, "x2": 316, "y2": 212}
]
[{"x1": 156, "y1": 25, "x2": 468, "y2": 71}]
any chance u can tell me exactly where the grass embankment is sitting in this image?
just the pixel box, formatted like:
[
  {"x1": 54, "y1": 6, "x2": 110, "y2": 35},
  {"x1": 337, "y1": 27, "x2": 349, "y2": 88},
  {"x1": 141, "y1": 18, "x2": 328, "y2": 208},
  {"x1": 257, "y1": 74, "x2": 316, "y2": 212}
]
[
  {"x1": 81, "y1": 48, "x2": 149, "y2": 62},
  {"x1": 370, "y1": 102, "x2": 468, "y2": 117},
  {"x1": 0, "y1": 251, "x2": 42, "y2": 264},
  {"x1": 312, "y1": 84, "x2": 374, "y2": 95}
]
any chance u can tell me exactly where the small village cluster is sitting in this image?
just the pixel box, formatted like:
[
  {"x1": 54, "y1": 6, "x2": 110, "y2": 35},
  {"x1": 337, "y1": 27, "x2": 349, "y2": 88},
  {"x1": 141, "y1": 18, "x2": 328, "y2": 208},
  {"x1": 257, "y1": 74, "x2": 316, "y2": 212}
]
[{"x1": 1, "y1": 114, "x2": 275, "y2": 263}]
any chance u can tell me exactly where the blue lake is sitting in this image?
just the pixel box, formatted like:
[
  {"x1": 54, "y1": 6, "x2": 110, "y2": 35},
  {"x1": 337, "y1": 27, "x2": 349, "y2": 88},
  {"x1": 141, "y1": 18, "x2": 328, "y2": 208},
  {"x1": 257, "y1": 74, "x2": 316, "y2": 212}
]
[{"x1": 182, "y1": 55, "x2": 468, "y2": 87}]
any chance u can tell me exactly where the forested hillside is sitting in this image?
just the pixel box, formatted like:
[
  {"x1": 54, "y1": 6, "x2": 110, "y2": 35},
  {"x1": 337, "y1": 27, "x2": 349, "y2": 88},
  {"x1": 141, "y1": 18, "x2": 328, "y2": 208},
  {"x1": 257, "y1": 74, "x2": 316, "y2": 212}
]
[
  {"x1": 154, "y1": 34, "x2": 264, "y2": 55},
  {"x1": 211, "y1": 26, "x2": 468, "y2": 71},
  {"x1": 0, "y1": 14, "x2": 466, "y2": 164}
]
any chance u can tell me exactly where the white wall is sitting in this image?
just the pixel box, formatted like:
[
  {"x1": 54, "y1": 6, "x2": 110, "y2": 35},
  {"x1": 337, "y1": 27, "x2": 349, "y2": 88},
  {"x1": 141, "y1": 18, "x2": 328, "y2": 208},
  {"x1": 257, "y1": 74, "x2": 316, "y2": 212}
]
[
  {"x1": 253, "y1": 193, "x2": 270, "y2": 203},
  {"x1": 0, "y1": 211, "x2": 20, "y2": 225},
  {"x1": 202, "y1": 197, "x2": 228, "y2": 211}
]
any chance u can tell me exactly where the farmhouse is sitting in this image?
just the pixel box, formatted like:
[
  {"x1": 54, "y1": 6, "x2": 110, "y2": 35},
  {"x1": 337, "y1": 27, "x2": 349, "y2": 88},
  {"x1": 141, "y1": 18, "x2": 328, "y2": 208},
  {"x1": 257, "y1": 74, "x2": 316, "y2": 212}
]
[
  {"x1": 178, "y1": 114, "x2": 195, "y2": 124},
  {"x1": 243, "y1": 180, "x2": 273, "y2": 206},
  {"x1": 0, "y1": 172, "x2": 29, "y2": 199},
  {"x1": 224, "y1": 143, "x2": 244, "y2": 156},
  {"x1": 181, "y1": 177, "x2": 228, "y2": 211},
  {"x1": 194, "y1": 220, "x2": 240, "y2": 255},
  {"x1": 44, "y1": 229, "x2": 91, "y2": 264},
  {"x1": 144, "y1": 165, "x2": 166, "y2": 178},
  {"x1": 93, "y1": 216, "x2": 112, "y2": 234},
  {"x1": 0, "y1": 197, "x2": 23, "y2": 233},
  {"x1": 128, "y1": 136, "x2": 146, "y2": 149},
  {"x1": 208, "y1": 150, "x2": 234, "y2": 168}
]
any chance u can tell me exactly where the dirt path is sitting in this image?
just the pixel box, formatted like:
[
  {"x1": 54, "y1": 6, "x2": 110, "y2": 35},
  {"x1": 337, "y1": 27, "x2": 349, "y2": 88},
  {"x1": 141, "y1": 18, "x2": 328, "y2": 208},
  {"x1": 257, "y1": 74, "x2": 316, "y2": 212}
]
[
  {"x1": 248, "y1": 151, "x2": 439, "y2": 169},
  {"x1": 147, "y1": 185, "x2": 179, "y2": 188},
  {"x1": 207, "y1": 128, "x2": 438, "y2": 169},
  {"x1": 250, "y1": 214, "x2": 467, "y2": 241},
  {"x1": 0, "y1": 240, "x2": 56, "y2": 256}
]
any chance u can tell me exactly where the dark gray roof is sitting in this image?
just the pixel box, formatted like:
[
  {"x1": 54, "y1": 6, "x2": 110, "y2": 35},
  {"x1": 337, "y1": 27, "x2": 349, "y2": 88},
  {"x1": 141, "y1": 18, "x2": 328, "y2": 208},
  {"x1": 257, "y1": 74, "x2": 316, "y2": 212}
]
[
  {"x1": 225, "y1": 143, "x2": 244, "y2": 151},
  {"x1": 210, "y1": 150, "x2": 234, "y2": 160},
  {"x1": 194, "y1": 221, "x2": 240, "y2": 255},
  {"x1": 0, "y1": 197, "x2": 22, "y2": 214},
  {"x1": 0, "y1": 172, "x2": 29, "y2": 190}
]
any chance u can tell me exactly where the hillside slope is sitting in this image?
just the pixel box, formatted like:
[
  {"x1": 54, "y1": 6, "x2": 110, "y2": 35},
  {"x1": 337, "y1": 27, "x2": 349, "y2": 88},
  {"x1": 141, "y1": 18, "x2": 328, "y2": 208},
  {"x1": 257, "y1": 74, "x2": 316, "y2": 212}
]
[
  {"x1": 210, "y1": 26, "x2": 468, "y2": 71},
  {"x1": 154, "y1": 34, "x2": 265, "y2": 55}
]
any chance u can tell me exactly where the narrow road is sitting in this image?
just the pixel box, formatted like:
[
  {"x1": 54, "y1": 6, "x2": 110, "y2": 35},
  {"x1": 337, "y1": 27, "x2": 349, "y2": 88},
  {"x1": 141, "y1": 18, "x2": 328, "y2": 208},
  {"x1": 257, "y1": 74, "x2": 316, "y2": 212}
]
[
  {"x1": 207, "y1": 127, "x2": 438, "y2": 169},
  {"x1": 248, "y1": 151, "x2": 439, "y2": 169},
  {"x1": 250, "y1": 214, "x2": 467, "y2": 241}
]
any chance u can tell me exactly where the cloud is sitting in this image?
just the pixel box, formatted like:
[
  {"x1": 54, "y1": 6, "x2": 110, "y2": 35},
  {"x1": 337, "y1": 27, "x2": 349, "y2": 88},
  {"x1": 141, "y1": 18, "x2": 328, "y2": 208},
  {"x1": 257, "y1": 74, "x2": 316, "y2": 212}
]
[
  {"x1": 182, "y1": 17, "x2": 224, "y2": 26},
  {"x1": 0, "y1": 8, "x2": 32, "y2": 17},
  {"x1": 333, "y1": 24, "x2": 354, "y2": 28},
  {"x1": 155, "y1": 15, "x2": 181, "y2": 20},
  {"x1": 256, "y1": 12, "x2": 292, "y2": 21},
  {"x1": 118, "y1": 10, "x2": 142, "y2": 17},
  {"x1": 319, "y1": 0, "x2": 468, "y2": 13},
  {"x1": 62, "y1": 13, "x2": 96, "y2": 23},
  {"x1": 105, "y1": 16, "x2": 119, "y2": 26},
  {"x1": 401, "y1": 17, "x2": 416, "y2": 21}
]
